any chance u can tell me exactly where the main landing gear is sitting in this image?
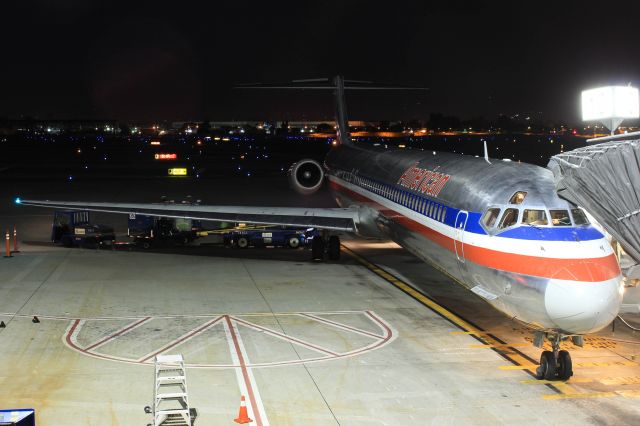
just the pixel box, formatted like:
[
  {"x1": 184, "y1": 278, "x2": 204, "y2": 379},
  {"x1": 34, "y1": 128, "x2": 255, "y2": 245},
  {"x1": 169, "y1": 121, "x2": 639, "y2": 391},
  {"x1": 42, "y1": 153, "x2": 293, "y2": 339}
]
[
  {"x1": 534, "y1": 332, "x2": 579, "y2": 381},
  {"x1": 311, "y1": 231, "x2": 340, "y2": 261}
]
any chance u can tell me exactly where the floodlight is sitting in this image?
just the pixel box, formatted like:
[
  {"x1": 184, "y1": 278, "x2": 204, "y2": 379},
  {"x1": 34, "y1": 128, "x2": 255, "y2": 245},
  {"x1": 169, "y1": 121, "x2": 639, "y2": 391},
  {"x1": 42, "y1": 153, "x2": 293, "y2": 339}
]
[{"x1": 582, "y1": 86, "x2": 639, "y2": 134}]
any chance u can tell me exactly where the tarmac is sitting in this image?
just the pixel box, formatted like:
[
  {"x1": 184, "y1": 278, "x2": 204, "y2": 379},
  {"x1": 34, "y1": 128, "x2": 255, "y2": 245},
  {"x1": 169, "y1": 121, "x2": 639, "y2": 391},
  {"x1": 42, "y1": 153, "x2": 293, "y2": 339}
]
[{"x1": 1, "y1": 177, "x2": 640, "y2": 425}]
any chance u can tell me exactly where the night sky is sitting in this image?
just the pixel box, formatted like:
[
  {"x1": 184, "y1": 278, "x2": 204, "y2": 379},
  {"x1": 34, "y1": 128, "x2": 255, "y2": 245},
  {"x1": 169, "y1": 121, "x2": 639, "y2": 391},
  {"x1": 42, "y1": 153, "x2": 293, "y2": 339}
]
[{"x1": 3, "y1": 1, "x2": 640, "y2": 123}]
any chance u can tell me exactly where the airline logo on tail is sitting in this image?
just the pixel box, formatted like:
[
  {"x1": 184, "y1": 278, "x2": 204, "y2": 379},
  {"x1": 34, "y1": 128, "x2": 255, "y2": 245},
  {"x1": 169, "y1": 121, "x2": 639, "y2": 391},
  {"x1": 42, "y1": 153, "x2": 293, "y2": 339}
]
[{"x1": 397, "y1": 162, "x2": 450, "y2": 197}]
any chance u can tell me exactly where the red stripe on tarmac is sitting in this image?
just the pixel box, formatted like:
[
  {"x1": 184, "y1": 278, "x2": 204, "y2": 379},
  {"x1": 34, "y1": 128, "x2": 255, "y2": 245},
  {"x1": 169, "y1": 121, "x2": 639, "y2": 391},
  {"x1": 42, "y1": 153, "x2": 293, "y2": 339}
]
[
  {"x1": 233, "y1": 316, "x2": 339, "y2": 356},
  {"x1": 225, "y1": 316, "x2": 263, "y2": 426},
  {"x1": 66, "y1": 319, "x2": 81, "y2": 348},
  {"x1": 138, "y1": 316, "x2": 223, "y2": 363},
  {"x1": 300, "y1": 313, "x2": 385, "y2": 339},
  {"x1": 330, "y1": 179, "x2": 620, "y2": 282},
  {"x1": 85, "y1": 317, "x2": 151, "y2": 351}
]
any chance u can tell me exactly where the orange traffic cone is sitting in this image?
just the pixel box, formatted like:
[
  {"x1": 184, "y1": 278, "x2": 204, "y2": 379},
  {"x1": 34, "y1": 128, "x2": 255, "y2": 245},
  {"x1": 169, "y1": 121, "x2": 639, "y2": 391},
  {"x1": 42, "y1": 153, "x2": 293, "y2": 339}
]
[
  {"x1": 4, "y1": 230, "x2": 12, "y2": 258},
  {"x1": 234, "y1": 395, "x2": 253, "y2": 424},
  {"x1": 12, "y1": 226, "x2": 19, "y2": 253}
]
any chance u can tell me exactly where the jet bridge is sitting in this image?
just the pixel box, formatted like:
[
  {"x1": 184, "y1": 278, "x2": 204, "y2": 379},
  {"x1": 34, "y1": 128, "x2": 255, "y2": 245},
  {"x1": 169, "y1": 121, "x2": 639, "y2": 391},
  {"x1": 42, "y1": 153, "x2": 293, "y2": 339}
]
[{"x1": 548, "y1": 137, "x2": 640, "y2": 281}]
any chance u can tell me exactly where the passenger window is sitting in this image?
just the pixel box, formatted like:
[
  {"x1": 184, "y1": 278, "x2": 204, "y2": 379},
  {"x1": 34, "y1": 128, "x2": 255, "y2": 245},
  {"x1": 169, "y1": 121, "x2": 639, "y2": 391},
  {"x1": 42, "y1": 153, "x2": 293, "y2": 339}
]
[
  {"x1": 498, "y1": 208, "x2": 519, "y2": 229},
  {"x1": 571, "y1": 208, "x2": 589, "y2": 225},
  {"x1": 482, "y1": 208, "x2": 501, "y2": 228},
  {"x1": 522, "y1": 209, "x2": 548, "y2": 226},
  {"x1": 550, "y1": 210, "x2": 571, "y2": 226}
]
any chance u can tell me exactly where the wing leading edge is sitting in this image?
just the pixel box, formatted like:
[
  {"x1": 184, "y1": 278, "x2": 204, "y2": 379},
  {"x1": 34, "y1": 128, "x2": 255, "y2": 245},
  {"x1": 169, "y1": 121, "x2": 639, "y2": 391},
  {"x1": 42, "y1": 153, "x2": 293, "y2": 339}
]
[{"x1": 18, "y1": 199, "x2": 358, "y2": 232}]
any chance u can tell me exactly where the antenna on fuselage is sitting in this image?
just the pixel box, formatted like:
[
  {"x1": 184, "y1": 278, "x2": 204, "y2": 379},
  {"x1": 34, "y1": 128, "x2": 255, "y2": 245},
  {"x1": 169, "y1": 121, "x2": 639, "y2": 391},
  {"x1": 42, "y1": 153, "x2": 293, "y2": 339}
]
[{"x1": 483, "y1": 140, "x2": 491, "y2": 164}]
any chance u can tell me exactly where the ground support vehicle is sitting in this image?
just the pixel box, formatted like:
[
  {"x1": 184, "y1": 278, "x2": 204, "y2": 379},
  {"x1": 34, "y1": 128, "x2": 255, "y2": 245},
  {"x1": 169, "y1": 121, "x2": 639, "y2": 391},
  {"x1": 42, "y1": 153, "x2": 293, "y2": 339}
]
[{"x1": 52, "y1": 210, "x2": 116, "y2": 248}]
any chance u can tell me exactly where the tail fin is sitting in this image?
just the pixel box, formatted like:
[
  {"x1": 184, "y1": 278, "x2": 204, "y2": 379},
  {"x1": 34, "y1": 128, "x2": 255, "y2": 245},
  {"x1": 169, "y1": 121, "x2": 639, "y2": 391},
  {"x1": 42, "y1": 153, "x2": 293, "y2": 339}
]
[
  {"x1": 235, "y1": 76, "x2": 426, "y2": 148},
  {"x1": 334, "y1": 75, "x2": 352, "y2": 146}
]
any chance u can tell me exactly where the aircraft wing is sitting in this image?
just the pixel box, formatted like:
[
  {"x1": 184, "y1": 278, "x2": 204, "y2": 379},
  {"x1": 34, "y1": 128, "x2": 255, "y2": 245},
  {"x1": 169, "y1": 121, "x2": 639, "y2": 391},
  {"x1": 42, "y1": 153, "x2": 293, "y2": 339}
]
[{"x1": 17, "y1": 199, "x2": 358, "y2": 232}]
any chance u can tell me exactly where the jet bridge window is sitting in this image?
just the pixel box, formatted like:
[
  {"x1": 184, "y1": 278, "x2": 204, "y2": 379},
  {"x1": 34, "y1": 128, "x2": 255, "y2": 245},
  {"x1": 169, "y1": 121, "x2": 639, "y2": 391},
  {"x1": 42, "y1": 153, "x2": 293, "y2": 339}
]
[
  {"x1": 550, "y1": 210, "x2": 571, "y2": 226},
  {"x1": 571, "y1": 208, "x2": 589, "y2": 225},
  {"x1": 498, "y1": 208, "x2": 519, "y2": 229},
  {"x1": 521, "y1": 209, "x2": 548, "y2": 226},
  {"x1": 482, "y1": 208, "x2": 501, "y2": 228}
]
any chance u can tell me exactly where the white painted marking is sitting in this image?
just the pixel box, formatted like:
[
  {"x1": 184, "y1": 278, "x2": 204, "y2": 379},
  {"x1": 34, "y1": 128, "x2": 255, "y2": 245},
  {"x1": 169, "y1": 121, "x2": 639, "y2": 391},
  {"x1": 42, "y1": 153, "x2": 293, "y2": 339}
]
[
  {"x1": 224, "y1": 316, "x2": 270, "y2": 426},
  {"x1": 60, "y1": 311, "x2": 397, "y2": 369}
]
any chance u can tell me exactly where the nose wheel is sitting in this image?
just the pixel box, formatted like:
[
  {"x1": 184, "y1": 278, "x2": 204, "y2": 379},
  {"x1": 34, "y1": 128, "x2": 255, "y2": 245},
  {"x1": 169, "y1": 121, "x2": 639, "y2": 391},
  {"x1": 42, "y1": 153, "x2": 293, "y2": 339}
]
[{"x1": 535, "y1": 333, "x2": 573, "y2": 381}]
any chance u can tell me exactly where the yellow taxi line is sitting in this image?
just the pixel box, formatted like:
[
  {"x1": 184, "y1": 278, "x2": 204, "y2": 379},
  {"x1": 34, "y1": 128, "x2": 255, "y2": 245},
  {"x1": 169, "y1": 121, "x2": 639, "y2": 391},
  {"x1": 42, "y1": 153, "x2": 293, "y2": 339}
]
[
  {"x1": 521, "y1": 378, "x2": 594, "y2": 385},
  {"x1": 470, "y1": 343, "x2": 529, "y2": 349},
  {"x1": 543, "y1": 392, "x2": 617, "y2": 400}
]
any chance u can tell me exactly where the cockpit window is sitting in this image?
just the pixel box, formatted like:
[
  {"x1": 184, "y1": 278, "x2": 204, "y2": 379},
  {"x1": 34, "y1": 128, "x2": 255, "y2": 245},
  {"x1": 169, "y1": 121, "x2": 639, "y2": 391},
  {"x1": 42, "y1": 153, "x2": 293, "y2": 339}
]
[
  {"x1": 571, "y1": 208, "x2": 589, "y2": 225},
  {"x1": 498, "y1": 208, "x2": 519, "y2": 229},
  {"x1": 550, "y1": 210, "x2": 571, "y2": 226},
  {"x1": 509, "y1": 191, "x2": 527, "y2": 204},
  {"x1": 482, "y1": 208, "x2": 501, "y2": 228},
  {"x1": 522, "y1": 209, "x2": 548, "y2": 226}
]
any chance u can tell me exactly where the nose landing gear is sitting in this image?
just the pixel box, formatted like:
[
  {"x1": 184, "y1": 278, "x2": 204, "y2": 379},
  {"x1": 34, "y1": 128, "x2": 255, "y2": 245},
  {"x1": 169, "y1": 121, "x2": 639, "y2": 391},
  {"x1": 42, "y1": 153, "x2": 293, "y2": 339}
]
[{"x1": 534, "y1": 332, "x2": 575, "y2": 381}]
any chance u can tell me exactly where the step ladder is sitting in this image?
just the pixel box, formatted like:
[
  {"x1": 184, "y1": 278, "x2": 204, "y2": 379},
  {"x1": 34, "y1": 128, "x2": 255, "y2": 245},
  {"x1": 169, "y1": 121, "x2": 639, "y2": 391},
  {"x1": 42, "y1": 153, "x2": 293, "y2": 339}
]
[{"x1": 152, "y1": 354, "x2": 191, "y2": 426}]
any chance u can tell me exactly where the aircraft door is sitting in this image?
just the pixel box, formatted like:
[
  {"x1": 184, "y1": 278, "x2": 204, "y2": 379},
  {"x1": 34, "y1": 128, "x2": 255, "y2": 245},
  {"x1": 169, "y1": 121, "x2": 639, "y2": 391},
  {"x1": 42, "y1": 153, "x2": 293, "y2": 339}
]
[{"x1": 454, "y1": 210, "x2": 468, "y2": 262}]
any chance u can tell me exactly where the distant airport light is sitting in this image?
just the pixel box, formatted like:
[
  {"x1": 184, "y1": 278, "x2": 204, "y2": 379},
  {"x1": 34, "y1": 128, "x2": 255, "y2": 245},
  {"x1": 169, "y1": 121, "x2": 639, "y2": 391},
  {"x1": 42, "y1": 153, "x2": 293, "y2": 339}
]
[
  {"x1": 150, "y1": 141, "x2": 161, "y2": 145},
  {"x1": 14, "y1": 197, "x2": 21, "y2": 204},
  {"x1": 155, "y1": 153, "x2": 177, "y2": 160},
  {"x1": 168, "y1": 168, "x2": 187, "y2": 176},
  {"x1": 582, "y1": 85, "x2": 639, "y2": 135}
]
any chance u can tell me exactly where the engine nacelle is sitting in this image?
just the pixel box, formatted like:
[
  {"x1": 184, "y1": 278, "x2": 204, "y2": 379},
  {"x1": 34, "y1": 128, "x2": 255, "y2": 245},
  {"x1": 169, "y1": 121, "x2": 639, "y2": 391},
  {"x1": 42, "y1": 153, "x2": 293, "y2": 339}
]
[{"x1": 288, "y1": 159, "x2": 325, "y2": 195}]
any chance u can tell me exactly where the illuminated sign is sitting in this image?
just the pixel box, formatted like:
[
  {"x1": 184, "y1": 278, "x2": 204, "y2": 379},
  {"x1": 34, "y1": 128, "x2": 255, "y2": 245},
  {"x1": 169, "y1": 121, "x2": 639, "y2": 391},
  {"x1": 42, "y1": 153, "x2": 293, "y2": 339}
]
[
  {"x1": 168, "y1": 168, "x2": 187, "y2": 176},
  {"x1": 397, "y1": 162, "x2": 450, "y2": 197},
  {"x1": 155, "y1": 153, "x2": 177, "y2": 160},
  {"x1": 582, "y1": 86, "x2": 639, "y2": 121}
]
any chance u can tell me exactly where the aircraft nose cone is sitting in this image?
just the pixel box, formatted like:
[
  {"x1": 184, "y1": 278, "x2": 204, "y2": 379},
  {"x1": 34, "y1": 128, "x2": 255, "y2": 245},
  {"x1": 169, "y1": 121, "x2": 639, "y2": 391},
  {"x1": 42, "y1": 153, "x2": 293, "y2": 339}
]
[{"x1": 545, "y1": 276, "x2": 623, "y2": 334}]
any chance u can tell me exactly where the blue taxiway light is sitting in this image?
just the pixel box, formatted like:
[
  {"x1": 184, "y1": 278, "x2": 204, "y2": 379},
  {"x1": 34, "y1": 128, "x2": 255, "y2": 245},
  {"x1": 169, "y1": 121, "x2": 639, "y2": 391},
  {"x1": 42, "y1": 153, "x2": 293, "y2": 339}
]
[{"x1": 15, "y1": 197, "x2": 21, "y2": 204}]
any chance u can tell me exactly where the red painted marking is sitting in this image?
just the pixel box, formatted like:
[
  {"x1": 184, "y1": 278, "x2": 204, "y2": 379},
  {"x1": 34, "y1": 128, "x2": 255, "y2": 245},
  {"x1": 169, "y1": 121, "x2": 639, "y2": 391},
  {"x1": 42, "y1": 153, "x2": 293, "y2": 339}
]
[
  {"x1": 66, "y1": 319, "x2": 81, "y2": 348},
  {"x1": 300, "y1": 313, "x2": 385, "y2": 339},
  {"x1": 225, "y1": 316, "x2": 263, "y2": 426},
  {"x1": 365, "y1": 311, "x2": 394, "y2": 340},
  {"x1": 329, "y1": 179, "x2": 620, "y2": 282},
  {"x1": 85, "y1": 317, "x2": 151, "y2": 351},
  {"x1": 232, "y1": 317, "x2": 339, "y2": 356},
  {"x1": 63, "y1": 312, "x2": 395, "y2": 368},
  {"x1": 138, "y1": 316, "x2": 223, "y2": 363}
]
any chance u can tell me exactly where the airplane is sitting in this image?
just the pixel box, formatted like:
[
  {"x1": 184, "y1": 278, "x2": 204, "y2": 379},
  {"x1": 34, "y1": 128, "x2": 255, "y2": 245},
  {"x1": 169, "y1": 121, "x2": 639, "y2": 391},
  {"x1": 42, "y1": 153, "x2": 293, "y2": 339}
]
[{"x1": 17, "y1": 76, "x2": 623, "y2": 381}]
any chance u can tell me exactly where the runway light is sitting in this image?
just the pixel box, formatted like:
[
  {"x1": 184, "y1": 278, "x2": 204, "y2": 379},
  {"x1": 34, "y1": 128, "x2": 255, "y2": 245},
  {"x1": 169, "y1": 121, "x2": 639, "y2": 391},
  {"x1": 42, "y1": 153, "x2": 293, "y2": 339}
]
[{"x1": 14, "y1": 197, "x2": 21, "y2": 204}]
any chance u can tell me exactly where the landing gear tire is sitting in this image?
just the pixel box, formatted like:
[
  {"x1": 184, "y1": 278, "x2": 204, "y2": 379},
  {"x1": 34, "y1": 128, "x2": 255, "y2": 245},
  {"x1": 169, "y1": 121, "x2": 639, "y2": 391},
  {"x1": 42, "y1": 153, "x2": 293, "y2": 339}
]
[
  {"x1": 536, "y1": 351, "x2": 557, "y2": 380},
  {"x1": 557, "y1": 350, "x2": 573, "y2": 380},
  {"x1": 287, "y1": 236, "x2": 301, "y2": 249},
  {"x1": 311, "y1": 237, "x2": 325, "y2": 261},
  {"x1": 328, "y1": 235, "x2": 340, "y2": 260},
  {"x1": 236, "y1": 237, "x2": 249, "y2": 249}
]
